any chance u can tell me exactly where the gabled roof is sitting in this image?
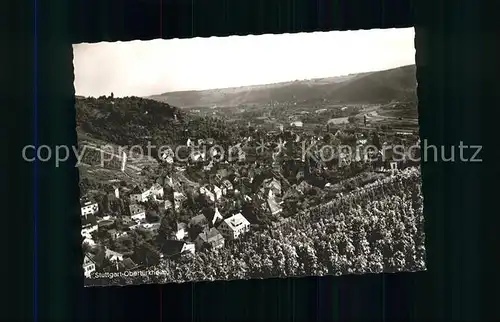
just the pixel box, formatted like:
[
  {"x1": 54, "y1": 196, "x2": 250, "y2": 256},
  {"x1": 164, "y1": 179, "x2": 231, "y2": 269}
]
[
  {"x1": 190, "y1": 214, "x2": 208, "y2": 225},
  {"x1": 130, "y1": 184, "x2": 150, "y2": 194},
  {"x1": 129, "y1": 203, "x2": 145, "y2": 215},
  {"x1": 197, "y1": 228, "x2": 223, "y2": 243},
  {"x1": 151, "y1": 183, "x2": 163, "y2": 191},
  {"x1": 81, "y1": 214, "x2": 97, "y2": 226},
  {"x1": 223, "y1": 213, "x2": 250, "y2": 231},
  {"x1": 267, "y1": 198, "x2": 282, "y2": 214},
  {"x1": 176, "y1": 222, "x2": 187, "y2": 231}
]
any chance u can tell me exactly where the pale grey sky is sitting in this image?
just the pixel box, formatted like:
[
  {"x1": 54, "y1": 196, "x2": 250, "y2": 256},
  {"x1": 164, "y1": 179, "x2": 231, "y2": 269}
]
[{"x1": 73, "y1": 28, "x2": 415, "y2": 98}]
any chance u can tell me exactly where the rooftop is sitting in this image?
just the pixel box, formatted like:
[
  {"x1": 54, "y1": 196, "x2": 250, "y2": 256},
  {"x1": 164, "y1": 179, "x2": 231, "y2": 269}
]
[
  {"x1": 198, "y1": 228, "x2": 223, "y2": 242},
  {"x1": 224, "y1": 213, "x2": 250, "y2": 230}
]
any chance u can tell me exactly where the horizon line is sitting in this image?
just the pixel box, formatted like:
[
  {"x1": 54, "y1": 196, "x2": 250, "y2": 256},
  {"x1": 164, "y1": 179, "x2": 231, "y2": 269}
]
[{"x1": 76, "y1": 63, "x2": 415, "y2": 99}]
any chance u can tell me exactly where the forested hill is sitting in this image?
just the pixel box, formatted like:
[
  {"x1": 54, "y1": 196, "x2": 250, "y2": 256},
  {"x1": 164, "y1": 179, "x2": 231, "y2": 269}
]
[
  {"x1": 75, "y1": 96, "x2": 238, "y2": 148},
  {"x1": 149, "y1": 65, "x2": 417, "y2": 108}
]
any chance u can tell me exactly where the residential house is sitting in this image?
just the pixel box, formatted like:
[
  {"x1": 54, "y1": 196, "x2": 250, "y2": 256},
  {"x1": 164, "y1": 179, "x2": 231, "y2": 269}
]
[
  {"x1": 121, "y1": 216, "x2": 134, "y2": 226},
  {"x1": 216, "y1": 169, "x2": 229, "y2": 181},
  {"x1": 164, "y1": 199, "x2": 174, "y2": 210},
  {"x1": 83, "y1": 254, "x2": 96, "y2": 278},
  {"x1": 237, "y1": 149, "x2": 246, "y2": 162},
  {"x1": 82, "y1": 236, "x2": 96, "y2": 248},
  {"x1": 202, "y1": 206, "x2": 223, "y2": 226},
  {"x1": 390, "y1": 161, "x2": 398, "y2": 174},
  {"x1": 174, "y1": 222, "x2": 188, "y2": 240},
  {"x1": 266, "y1": 197, "x2": 283, "y2": 215},
  {"x1": 191, "y1": 150, "x2": 206, "y2": 162},
  {"x1": 150, "y1": 183, "x2": 164, "y2": 201},
  {"x1": 290, "y1": 120, "x2": 303, "y2": 127},
  {"x1": 139, "y1": 222, "x2": 161, "y2": 234},
  {"x1": 81, "y1": 214, "x2": 98, "y2": 237},
  {"x1": 165, "y1": 191, "x2": 186, "y2": 211},
  {"x1": 160, "y1": 147, "x2": 175, "y2": 163},
  {"x1": 115, "y1": 258, "x2": 140, "y2": 272},
  {"x1": 116, "y1": 231, "x2": 128, "y2": 239},
  {"x1": 97, "y1": 217, "x2": 115, "y2": 229},
  {"x1": 263, "y1": 177, "x2": 282, "y2": 196},
  {"x1": 203, "y1": 160, "x2": 214, "y2": 171},
  {"x1": 129, "y1": 185, "x2": 152, "y2": 203},
  {"x1": 80, "y1": 199, "x2": 99, "y2": 218},
  {"x1": 218, "y1": 213, "x2": 250, "y2": 240},
  {"x1": 161, "y1": 240, "x2": 196, "y2": 258},
  {"x1": 189, "y1": 214, "x2": 208, "y2": 229},
  {"x1": 105, "y1": 185, "x2": 120, "y2": 199},
  {"x1": 357, "y1": 138, "x2": 368, "y2": 146},
  {"x1": 199, "y1": 186, "x2": 216, "y2": 203},
  {"x1": 105, "y1": 248, "x2": 124, "y2": 262},
  {"x1": 127, "y1": 223, "x2": 142, "y2": 231},
  {"x1": 129, "y1": 204, "x2": 146, "y2": 221},
  {"x1": 107, "y1": 229, "x2": 119, "y2": 240},
  {"x1": 283, "y1": 186, "x2": 302, "y2": 200},
  {"x1": 222, "y1": 180, "x2": 233, "y2": 195},
  {"x1": 296, "y1": 180, "x2": 313, "y2": 194},
  {"x1": 195, "y1": 228, "x2": 225, "y2": 250}
]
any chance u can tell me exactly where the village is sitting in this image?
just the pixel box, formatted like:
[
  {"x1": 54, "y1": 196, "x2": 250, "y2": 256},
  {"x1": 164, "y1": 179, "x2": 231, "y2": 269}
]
[{"x1": 81, "y1": 115, "x2": 421, "y2": 279}]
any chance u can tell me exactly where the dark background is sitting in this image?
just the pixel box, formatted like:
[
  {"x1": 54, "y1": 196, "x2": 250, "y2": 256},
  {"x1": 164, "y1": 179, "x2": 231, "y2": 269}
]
[{"x1": 7, "y1": 0, "x2": 495, "y2": 321}]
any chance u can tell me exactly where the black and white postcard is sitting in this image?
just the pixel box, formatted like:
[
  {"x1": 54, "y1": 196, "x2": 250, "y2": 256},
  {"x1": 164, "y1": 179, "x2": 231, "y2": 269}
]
[{"x1": 74, "y1": 28, "x2": 425, "y2": 287}]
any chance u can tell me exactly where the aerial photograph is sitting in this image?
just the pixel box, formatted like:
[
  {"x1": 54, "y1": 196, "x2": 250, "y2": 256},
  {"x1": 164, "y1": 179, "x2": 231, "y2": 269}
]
[{"x1": 73, "y1": 27, "x2": 425, "y2": 287}]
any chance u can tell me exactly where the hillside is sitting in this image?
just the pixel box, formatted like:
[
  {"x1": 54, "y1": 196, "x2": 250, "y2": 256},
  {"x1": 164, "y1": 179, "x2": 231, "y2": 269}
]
[
  {"x1": 75, "y1": 96, "x2": 239, "y2": 151},
  {"x1": 149, "y1": 65, "x2": 416, "y2": 108}
]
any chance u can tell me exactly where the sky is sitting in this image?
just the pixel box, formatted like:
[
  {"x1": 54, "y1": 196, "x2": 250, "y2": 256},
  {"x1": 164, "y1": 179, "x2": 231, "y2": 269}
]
[{"x1": 73, "y1": 27, "x2": 415, "y2": 98}]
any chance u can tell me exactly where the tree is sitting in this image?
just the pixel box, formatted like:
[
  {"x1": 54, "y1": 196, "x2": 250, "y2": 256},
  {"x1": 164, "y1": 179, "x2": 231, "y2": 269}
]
[{"x1": 132, "y1": 242, "x2": 161, "y2": 267}]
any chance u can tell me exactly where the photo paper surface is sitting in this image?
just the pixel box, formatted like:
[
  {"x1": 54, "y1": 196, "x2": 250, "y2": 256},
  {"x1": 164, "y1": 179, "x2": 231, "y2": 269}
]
[{"x1": 74, "y1": 28, "x2": 425, "y2": 287}]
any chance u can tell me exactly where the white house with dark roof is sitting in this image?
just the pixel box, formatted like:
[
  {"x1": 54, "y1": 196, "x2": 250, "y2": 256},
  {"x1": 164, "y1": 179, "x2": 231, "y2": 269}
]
[
  {"x1": 80, "y1": 199, "x2": 99, "y2": 218},
  {"x1": 218, "y1": 213, "x2": 250, "y2": 240},
  {"x1": 83, "y1": 254, "x2": 96, "y2": 278},
  {"x1": 129, "y1": 185, "x2": 152, "y2": 203}
]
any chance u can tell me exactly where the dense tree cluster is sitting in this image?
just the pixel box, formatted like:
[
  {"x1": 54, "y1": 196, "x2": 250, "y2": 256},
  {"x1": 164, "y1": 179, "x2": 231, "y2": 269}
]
[
  {"x1": 90, "y1": 169, "x2": 424, "y2": 286},
  {"x1": 76, "y1": 96, "x2": 241, "y2": 154}
]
